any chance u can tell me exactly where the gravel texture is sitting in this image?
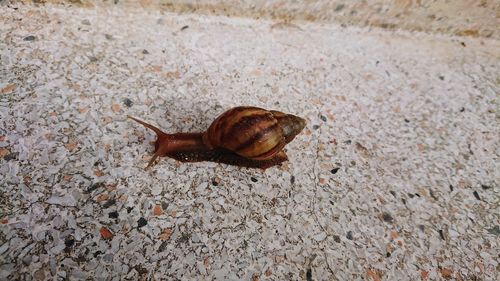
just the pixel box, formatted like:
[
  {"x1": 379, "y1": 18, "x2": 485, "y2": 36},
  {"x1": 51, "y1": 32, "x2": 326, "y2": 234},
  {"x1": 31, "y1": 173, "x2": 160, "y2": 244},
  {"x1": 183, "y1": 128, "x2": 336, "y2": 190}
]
[
  {"x1": 0, "y1": 3, "x2": 499, "y2": 281},
  {"x1": 10, "y1": 0, "x2": 500, "y2": 40}
]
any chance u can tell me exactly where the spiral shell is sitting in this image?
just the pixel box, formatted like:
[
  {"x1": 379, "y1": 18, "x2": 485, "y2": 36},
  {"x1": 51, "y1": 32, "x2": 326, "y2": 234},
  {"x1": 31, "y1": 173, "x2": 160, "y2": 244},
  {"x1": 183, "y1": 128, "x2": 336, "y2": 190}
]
[{"x1": 202, "y1": 106, "x2": 306, "y2": 160}]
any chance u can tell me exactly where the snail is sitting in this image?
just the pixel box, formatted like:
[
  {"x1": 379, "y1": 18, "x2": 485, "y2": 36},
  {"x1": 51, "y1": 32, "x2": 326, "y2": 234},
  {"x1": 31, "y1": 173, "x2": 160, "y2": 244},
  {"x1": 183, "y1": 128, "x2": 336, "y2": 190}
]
[{"x1": 128, "y1": 106, "x2": 306, "y2": 170}]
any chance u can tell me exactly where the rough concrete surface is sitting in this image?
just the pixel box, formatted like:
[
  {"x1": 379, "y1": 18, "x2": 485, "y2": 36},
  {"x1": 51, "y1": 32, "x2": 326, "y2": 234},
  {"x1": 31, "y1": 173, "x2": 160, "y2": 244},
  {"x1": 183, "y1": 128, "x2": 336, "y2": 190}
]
[
  {"x1": 10, "y1": 0, "x2": 500, "y2": 40},
  {"x1": 0, "y1": 3, "x2": 499, "y2": 281}
]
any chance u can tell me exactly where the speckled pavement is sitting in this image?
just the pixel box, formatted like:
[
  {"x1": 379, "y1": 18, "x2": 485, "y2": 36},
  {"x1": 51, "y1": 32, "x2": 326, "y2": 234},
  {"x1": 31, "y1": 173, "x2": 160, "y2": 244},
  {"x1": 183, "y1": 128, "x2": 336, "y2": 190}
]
[{"x1": 0, "y1": 3, "x2": 499, "y2": 281}]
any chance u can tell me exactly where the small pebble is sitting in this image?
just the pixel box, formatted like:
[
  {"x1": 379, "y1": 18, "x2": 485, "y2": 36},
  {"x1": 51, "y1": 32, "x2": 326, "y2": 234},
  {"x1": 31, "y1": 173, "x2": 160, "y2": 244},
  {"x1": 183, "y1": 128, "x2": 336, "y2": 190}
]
[
  {"x1": 211, "y1": 177, "x2": 221, "y2": 186},
  {"x1": 23, "y1": 35, "x2": 36, "y2": 41},
  {"x1": 87, "y1": 182, "x2": 104, "y2": 193},
  {"x1": 250, "y1": 177, "x2": 258, "y2": 182},
  {"x1": 4, "y1": 153, "x2": 18, "y2": 161},
  {"x1": 102, "y1": 199, "x2": 116, "y2": 208},
  {"x1": 123, "y1": 98, "x2": 133, "y2": 107},
  {"x1": 429, "y1": 189, "x2": 437, "y2": 200},
  {"x1": 312, "y1": 125, "x2": 320, "y2": 130},
  {"x1": 346, "y1": 231, "x2": 353, "y2": 240},
  {"x1": 134, "y1": 265, "x2": 148, "y2": 275},
  {"x1": 137, "y1": 217, "x2": 147, "y2": 228},
  {"x1": 330, "y1": 168, "x2": 339, "y2": 174},
  {"x1": 64, "y1": 238, "x2": 75, "y2": 248},
  {"x1": 473, "y1": 191, "x2": 481, "y2": 201},
  {"x1": 382, "y1": 212, "x2": 394, "y2": 223},
  {"x1": 438, "y1": 229, "x2": 445, "y2": 240},
  {"x1": 320, "y1": 115, "x2": 327, "y2": 122},
  {"x1": 108, "y1": 211, "x2": 119, "y2": 219},
  {"x1": 177, "y1": 234, "x2": 190, "y2": 244},
  {"x1": 142, "y1": 49, "x2": 149, "y2": 54},
  {"x1": 161, "y1": 201, "x2": 169, "y2": 210},
  {"x1": 481, "y1": 184, "x2": 491, "y2": 190},
  {"x1": 99, "y1": 227, "x2": 113, "y2": 240},
  {"x1": 306, "y1": 268, "x2": 312, "y2": 281},
  {"x1": 180, "y1": 25, "x2": 189, "y2": 31}
]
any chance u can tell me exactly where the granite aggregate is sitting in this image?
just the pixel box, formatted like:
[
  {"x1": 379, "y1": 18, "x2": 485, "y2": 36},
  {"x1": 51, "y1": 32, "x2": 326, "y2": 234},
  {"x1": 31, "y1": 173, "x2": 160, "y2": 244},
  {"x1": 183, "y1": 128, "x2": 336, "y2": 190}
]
[{"x1": 0, "y1": 3, "x2": 499, "y2": 281}]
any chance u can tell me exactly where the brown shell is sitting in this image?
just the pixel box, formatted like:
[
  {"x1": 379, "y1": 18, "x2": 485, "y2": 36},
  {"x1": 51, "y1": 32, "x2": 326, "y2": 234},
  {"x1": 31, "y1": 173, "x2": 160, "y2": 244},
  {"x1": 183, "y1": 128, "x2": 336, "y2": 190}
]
[{"x1": 202, "y1": 106, "x2": 287, "y2": 160}]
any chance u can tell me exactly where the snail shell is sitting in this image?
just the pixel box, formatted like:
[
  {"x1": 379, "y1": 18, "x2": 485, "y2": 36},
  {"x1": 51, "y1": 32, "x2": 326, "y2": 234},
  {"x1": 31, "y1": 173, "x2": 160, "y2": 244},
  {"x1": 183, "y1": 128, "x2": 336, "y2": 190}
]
[{"x1": 202, "y1": 106, "x2": 306, "y2": 160}]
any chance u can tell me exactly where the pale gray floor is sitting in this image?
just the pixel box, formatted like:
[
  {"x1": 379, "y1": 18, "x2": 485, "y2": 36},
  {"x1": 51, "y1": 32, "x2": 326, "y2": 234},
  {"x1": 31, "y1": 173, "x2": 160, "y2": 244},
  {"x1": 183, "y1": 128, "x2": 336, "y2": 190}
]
[{"x1": 0, "y1": 4, "x2": 499, "y2": 281}]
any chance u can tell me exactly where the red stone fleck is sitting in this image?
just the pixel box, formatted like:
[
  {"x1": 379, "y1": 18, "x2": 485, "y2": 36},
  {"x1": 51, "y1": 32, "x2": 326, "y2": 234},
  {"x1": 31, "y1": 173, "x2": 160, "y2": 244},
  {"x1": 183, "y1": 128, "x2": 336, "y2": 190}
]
[{"x1": 100, "y1": 227, "x2": 113, "y2": 240}]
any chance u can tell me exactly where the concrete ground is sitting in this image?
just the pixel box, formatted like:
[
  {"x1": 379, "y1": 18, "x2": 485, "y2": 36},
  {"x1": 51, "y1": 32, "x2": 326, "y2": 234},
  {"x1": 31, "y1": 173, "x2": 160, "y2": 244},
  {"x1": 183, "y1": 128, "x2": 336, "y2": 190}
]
[{"x1": 0, "y1": 3, "x2": 499, "y2": 281}]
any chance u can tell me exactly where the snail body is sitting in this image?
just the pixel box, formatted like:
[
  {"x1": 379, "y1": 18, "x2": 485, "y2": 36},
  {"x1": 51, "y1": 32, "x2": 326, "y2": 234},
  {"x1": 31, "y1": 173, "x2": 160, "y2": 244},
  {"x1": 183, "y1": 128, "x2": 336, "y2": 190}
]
[{"x1": 128, "y1": 106, "x2": 306, "y2": 170}]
